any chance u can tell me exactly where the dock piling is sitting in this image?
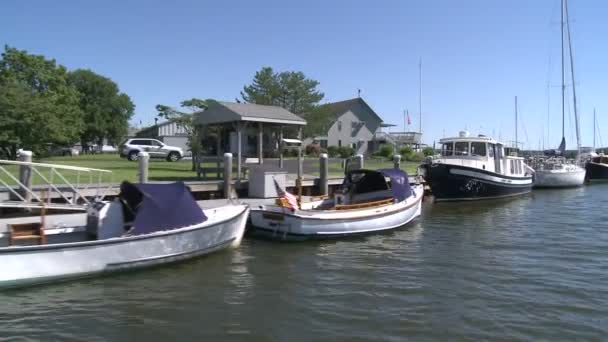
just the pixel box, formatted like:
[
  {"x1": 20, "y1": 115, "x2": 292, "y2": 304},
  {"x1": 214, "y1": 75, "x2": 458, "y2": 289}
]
[
  {"x1": 319, "y1": 153, "x2": 328, "y2": 196},
  {"x1": 17, "y1": 150, "x2": 33, "y2": 203},
  {"x1": 223, "y1": 153, "x2": 233, "y2": 199},
  {"x1": 138, "y1": 152, "x2": 149, "y2": 183},
  {"x1": 355, "y1": 154, "x2": 364, "y2": 170},
  {"x1": 393, "y1": 155, "x2": 401, "y2": 170}
]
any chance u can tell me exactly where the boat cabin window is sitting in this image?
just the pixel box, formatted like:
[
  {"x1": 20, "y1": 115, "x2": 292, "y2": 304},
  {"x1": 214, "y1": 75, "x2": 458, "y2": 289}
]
[
  {"x1": 510, "y1": 160, "x2": 515, "y2": 174},
  {"x1": 488, "y1": 144, "x2": 495, "y2": 158},
  {"x1": 454, "y1": 142, "x2": 469, "y2": 156},
  {"x1": 441, "y1": 142, "x2": 454, "y2": 156},
  {"x1": 470, "y1": 142, "x2": 487, "y2": 157}
]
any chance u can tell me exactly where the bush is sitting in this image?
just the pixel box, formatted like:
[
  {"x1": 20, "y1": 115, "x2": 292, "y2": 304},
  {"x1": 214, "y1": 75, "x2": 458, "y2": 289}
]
[
  {"x1": 399, "y1": 146, "x2": 414, "y2": 159},
  {"x1": 338, "y1": 146, "x2": 355, "y2": 158},
  {"x1": 282, "y1": 148, "x2": 299, "y2": 158},
  {"x1": 422, "y1": 146, "x2": 435, "y2": 157},
  {"x1": 407, "y1": 152, "x2": 425, "y2": 162},
  {"x1": 375, "y1": 144, "x2": 393, "y2": 158},
  {"x1": 327, "y1": 145, "x2": 340, "y2": 157},
  {"x1": 305, "y1": 143, "x2": 321, "y2": 157}
]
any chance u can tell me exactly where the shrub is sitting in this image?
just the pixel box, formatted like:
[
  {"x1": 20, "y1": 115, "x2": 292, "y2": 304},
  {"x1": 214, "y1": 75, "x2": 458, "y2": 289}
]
[
  {"x1": 327, "y1": 145, "x2": 340, "y2": 157},
  {"x1": 407, "y1": 152, "x2": 425, "y2": 162},
  {"x1": 422, "y1": 146, "x2": 436, "y2": 156},
  {"x1": 305, "y1": 143, "x2": 321, "y2": 157},
  {"x1": 338, "y1": 146, "x2": 355, "y2": 158},
  {"x1": 399, "y1": 146, "x2": 414, "y2": 159},
  {"x1": 376, "y1": 144, "x2": 393, "y2": 158}
]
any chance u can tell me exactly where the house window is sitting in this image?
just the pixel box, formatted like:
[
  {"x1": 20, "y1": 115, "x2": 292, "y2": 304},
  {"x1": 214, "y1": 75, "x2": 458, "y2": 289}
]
[
  {"x1": 320, "y1": 140, "x2": 328, "y2": 148},
  {"x1": 337, "y1": 121, "x2": 342, "y2": 131},
  {"x1": 338, "y1": 140, "x2": 342, "y2": 147},
  {"x1": 470, "y1": 142, "x2": 487, "y2": 157},
  {"x1": 352, "y1": 143, "x2": 357, "y2": 150}
]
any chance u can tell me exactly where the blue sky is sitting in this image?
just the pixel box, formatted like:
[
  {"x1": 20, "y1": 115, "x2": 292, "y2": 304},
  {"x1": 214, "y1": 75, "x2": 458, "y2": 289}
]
[{"x1": 2, "y1": 0, "x2": 607, "y2": 149}]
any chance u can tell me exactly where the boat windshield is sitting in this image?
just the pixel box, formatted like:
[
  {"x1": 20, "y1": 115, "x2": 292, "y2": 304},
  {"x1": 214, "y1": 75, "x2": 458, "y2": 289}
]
[
  {"x1": 454, "y1": 142, "x2": 469, "y2": 156},
  {"x1": 441, "y1": 142, "x2": 454, "y2": 156}
]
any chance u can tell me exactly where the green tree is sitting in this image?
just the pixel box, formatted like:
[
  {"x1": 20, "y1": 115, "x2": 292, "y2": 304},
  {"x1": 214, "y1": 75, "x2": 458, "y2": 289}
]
[
  {"x1": 422, "y1": 146, "x2": 435, "y2": 157},
  {"x1": 0, "y1": 46, "x2": 82, "y2": 159},
  {"x1": 241, "y1": 67, "x2": 324, "y2": 114},
  {"x1": 156, "y1": 98, "x2": 209, "y2": 171},
  {"x1": 68, "y1": 69, "x2": 134, "y2": 152}
]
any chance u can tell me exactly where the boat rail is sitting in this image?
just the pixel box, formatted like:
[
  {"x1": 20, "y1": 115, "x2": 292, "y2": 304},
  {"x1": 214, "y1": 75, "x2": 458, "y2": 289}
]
[{"x1": 0, "y1": 160, "x2": 113, "y2": 210}]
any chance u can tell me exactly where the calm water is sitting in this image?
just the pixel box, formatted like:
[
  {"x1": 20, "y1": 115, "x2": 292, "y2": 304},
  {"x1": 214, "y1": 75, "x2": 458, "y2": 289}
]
[{"x1": 2, "y1": 184, "x2": 608, "y2": 341}]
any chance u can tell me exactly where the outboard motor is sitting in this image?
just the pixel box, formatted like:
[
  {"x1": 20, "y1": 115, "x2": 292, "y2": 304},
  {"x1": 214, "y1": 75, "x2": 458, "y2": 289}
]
[{"x1": 86, "y1": 201, "x2": 108, "y2": 239}]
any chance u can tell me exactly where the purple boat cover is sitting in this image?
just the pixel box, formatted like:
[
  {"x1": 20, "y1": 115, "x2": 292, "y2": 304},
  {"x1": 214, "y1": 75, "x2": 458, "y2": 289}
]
[
  {"x1": 379, "y1": 169, "x2": 412, "y2": 201},
  {"x1": 130, "y1": 182, "x2": 207, "y2": 235}
]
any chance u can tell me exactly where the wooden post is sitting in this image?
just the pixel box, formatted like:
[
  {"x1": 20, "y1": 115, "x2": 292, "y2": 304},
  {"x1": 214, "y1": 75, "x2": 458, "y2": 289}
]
[
  {"x1": 236, "y1": 122, "x2": 242, "y2": 182},
  {"x1": 138, "y1": 151, "x2": 149, "y2": 183},
  {"x1": 17, "y1": 150, "x2": 33, "y2": 203},
  {"x1": 279, "y1": 125, "x2": 284, "y2": 169},
  {"x1": 223, "y1": 152, "x2": 232, "y2": 199},
  {"x1": 216, "y1": 126, "x2": 222, "y2": 179},
  {"x1": 319, "y1": 153, "x2": 328, "y2": 196},
  {"x1": 393, "y1": 154, "x2": 401, "y2": 170},
  {"x1": 258, "y1": 122, "x2": 263, "y2": 165}
]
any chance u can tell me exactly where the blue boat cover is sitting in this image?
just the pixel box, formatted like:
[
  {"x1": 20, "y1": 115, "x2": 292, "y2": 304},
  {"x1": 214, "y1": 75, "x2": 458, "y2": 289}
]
[
  {"x1": 379, "y1": 169, "x2": 412, "y2": 201},
  {"x1": 129, "y1": 182, "x2": 207, "y2": 235}
]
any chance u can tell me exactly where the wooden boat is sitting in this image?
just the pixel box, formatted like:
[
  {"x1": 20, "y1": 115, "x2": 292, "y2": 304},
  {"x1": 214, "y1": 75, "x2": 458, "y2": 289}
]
[
  {"x1": 249, "y1": 169, "x2": 423, "y2": 241},
  {"x1": 0, "y1": 181, "x2": 249, "y2": 289},
  {"x1": 420, "y1": 132, "x2": 534, "y2": 201}
]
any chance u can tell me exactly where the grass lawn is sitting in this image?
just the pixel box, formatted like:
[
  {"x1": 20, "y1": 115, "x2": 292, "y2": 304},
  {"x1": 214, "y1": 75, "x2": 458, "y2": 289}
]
[{"x1": 0, "y1": 154, "x2": 420, "y2": 186}]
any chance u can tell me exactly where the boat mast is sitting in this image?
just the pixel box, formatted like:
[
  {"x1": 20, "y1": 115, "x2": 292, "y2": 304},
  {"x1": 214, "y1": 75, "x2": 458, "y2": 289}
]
[
  {"x1": 419, "y1": 58, "x2": 422, "y2": 134},
  {"x1": 593, "y1": 108, "x2": 596, "y2": 150},
  {"x1": 515, "y1": 96, "x2": 518, "y2": 149},
  {"x1": 565, "y1": 0, "x2": 581, "y2": 158},
  {"x1": 560, "y1": 0, "x2": 566, "y2": 149}
]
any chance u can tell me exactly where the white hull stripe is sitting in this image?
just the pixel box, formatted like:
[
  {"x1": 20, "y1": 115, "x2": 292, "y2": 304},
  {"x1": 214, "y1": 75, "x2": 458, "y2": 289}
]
[{"x1": 449, "y1": 168, "x2": 532, "y2": 185}]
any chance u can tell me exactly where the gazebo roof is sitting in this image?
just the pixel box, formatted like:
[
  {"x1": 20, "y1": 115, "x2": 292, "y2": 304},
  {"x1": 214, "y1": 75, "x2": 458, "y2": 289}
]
[{"x1": 194, "y1": 101, "x2": 307, "y2": 126}]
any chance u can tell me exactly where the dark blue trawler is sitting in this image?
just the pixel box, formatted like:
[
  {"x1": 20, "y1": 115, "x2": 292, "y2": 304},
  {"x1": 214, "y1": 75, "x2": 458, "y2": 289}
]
[{"x1": 420, "y1": 132, "x2": 534, "y2": 202}]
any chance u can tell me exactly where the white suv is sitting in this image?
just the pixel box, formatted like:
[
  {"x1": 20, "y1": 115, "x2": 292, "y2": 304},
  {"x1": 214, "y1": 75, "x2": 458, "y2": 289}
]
[{"x1": 120, "y1": 139, "x2": 184, "y2": 162}]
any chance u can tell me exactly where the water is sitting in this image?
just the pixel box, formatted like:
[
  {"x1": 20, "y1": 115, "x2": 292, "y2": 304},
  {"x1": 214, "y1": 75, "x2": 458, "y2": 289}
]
[{"x1": 2, "y1": 184, "x2": 608, "y2": 341}]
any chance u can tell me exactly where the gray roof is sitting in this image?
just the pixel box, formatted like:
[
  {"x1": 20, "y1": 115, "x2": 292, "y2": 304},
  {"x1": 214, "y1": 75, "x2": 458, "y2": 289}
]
[{"x1": 194, "y1": 101, "x2": 307, "y2": 126}]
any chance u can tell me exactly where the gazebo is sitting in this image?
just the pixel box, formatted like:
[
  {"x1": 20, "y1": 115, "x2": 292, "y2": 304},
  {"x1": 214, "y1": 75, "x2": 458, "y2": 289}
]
[{"x1": 194, "y1": 101, "x2": 307, "y2": 180}]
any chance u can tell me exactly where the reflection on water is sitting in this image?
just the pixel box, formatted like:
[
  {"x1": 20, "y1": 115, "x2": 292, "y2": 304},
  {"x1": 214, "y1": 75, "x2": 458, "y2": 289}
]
[{"x1": 1, "y1": 184, "x2": 608, "y2": 340}]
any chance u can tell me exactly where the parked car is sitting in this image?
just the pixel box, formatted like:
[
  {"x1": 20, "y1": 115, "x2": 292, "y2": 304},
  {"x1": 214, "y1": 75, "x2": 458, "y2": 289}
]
[{"x1": 119, "y1": 138, "x2": 184, "y2": 162}]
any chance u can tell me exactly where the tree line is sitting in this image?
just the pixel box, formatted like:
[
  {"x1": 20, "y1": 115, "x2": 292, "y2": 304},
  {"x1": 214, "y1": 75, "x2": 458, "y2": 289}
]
[{"x1": 0, "y1": 46, "x2": 134, "y2": 159}]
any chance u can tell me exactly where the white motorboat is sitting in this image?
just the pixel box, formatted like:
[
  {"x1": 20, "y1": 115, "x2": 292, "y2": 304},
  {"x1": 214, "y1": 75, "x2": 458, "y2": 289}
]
[
  {"x1": 0, "y1": 181, "x2": 249, "y2": 289},
  {"x1": 249, "y1": 169, "x2": 423, "y2": 241}
]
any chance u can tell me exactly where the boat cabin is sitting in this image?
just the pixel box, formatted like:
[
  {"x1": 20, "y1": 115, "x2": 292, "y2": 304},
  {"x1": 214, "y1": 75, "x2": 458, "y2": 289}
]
[{"x1": 437, "y1": 132, "x2": 529, "y2": 177}]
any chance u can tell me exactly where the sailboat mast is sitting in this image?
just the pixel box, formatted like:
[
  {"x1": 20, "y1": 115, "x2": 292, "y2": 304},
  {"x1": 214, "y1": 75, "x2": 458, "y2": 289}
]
[
  {"x1": 594, "y1": 108, "x2": 596, "y2": 150},
  {"x1": 565, "y1": 0, "x2": 581, "y2": 156},
  {"x1": 561, "y1": 0, "x2": 566, "y2": 142},
  {"x1": 515, "y1": 96, "x2": 518, "y2": 149},
  {"x1": 419, "y1": 58, "x2": 422, "y2": 134}
]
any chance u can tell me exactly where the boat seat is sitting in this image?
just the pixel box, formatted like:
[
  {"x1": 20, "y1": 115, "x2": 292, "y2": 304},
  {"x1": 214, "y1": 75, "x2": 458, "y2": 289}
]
[{"x1": 8, "y1": 222, "x2": 46, "y2": 246}]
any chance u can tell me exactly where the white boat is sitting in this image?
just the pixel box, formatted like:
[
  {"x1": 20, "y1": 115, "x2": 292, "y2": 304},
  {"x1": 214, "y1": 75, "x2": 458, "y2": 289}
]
[
  {"x1": 0, "y1": 181, "x2": 249, "y2": 289},
  {"x1": 530, "y1": 0, "x2": 585, "y2": 188},
  {"x1": 249, "y1": 169, "x2": 423, "y2": 241}
]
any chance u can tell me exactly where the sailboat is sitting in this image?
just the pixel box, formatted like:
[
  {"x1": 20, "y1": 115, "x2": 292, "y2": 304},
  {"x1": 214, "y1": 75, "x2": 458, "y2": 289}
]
[{"x1": 528, "y1": 0, "x2": 586, "y2": 188}]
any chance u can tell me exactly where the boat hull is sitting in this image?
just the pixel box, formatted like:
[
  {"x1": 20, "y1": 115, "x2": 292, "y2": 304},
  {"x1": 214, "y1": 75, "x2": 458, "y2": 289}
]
[
  {"x1": 423, "y1": 163, "x2": 532, "y2": 202},
  {"x1": 586, "y1": 162, "x2": 608, "y2": 181},
  {"x1": 533, "y1": 169, "x2": 586, "y2": 188},
  {"x1": 249, "y1": 185, "x2": 423, "y2": 241},
  {"x1": 0, "y1": 205, "x2": 249, "y2": 289}
]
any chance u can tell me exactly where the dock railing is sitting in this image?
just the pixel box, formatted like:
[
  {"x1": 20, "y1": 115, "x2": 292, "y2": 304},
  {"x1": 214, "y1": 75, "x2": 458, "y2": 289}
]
[{"x1": 0, "y1": 159, "x2": 113, "y2": 210}]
